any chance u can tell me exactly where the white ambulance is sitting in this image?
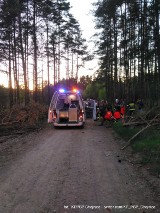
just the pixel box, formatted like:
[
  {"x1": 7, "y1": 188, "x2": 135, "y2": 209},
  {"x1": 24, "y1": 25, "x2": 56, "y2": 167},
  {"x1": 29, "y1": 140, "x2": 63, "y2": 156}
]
[{"x1": 48, "y1": 89, "x2": 85, "y2": 128}]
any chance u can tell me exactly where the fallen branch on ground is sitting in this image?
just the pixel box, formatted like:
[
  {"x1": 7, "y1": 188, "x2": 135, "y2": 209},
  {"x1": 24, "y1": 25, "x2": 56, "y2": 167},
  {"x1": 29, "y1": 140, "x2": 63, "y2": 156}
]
[
  {"x1": 121, "y1": 113, "x2": 160, "y2": 150},
  {"x1": 123, "y1": 121, "x2": 146, "y2": 126}
]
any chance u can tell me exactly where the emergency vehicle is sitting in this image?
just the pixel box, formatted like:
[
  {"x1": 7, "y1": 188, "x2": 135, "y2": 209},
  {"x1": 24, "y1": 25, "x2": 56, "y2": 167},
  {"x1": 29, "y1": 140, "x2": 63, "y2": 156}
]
[{"x1": 48, "y1": 89, "x2": 85, "y2": 127}]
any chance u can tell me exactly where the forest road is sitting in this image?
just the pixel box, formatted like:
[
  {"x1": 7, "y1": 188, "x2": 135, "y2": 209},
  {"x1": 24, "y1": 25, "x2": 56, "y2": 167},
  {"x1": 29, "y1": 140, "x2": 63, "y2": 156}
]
[{"x1": 0, "y1": 119, "x2": 159, "y2": 213}]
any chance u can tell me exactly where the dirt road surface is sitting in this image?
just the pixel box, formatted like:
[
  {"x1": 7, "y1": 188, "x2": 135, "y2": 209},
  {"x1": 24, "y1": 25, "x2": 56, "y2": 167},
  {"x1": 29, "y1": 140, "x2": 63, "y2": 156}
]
[{"x1": 0, "y1": 120, "x2": 159, "y2": 213}]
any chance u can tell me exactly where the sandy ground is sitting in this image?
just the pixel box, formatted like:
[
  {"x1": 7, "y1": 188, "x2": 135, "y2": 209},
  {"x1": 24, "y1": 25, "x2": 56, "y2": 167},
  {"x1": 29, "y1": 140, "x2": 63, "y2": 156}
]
[{"x1": 0, "y1": 119, "x2": 159, "y2": 213}]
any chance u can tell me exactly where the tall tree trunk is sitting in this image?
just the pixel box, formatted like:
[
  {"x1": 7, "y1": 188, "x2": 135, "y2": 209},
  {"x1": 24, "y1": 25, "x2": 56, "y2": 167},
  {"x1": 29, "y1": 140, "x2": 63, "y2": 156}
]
[
  {"x1": 46, "y1": 23, "x2": 50, "y2": 104},
  {"x1": 9, "y1": 31, "x2": 13, "y2": 108},
  {"x1": 76, "y1": 53, "x2": 79, "y2": 82},
  {"x1": 58, "y1": 34, "x2": 61, "y2": 82},
  {"x1": 33, "y1": 0, "x2": 38, "y2": 102},
  {"x1": 13, "y1": 19, "x2": 19, "y2": 104},
  {"x1": 18, "y1": 12, "x2": 28, "y2": 105},
  {"x1": 71, "y1": 52, "x2": 73, "y2": 78},
  {"x1": 53, "y1": 40, "x2": 56, "y2": 86},
  {"x1": 124, "y1": 2, "x2": 129, "y2": 100},
  {"x1": 155, "y1": 0, "x2": 160, "y2": 104},
  {"x1": 113, "y1": 15, "x2": 118, "y2": 100}
]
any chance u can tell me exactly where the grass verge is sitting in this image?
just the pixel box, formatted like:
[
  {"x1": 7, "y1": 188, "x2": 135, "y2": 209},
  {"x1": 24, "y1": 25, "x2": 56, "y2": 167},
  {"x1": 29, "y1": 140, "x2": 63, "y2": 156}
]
[{"x1": 113, "y1": 122, "x2": 160, "y2": 176}]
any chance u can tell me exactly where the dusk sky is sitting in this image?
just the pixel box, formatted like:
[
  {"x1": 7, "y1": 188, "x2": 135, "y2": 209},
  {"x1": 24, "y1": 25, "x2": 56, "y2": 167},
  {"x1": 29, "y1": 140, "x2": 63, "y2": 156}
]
[
  {"x1": 68, "y1": 0, "x2": 98, "y2": 77},
  {"x1": 0, "y1": 0, "x2": 98, "y2": 87}
]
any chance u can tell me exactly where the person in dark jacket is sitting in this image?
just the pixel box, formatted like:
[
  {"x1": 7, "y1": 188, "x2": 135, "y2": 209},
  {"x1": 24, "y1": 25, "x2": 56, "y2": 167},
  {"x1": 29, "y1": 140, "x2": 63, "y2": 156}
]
[
  {"x1": 137, "y1": 99, "x2": 144, "y2": 112},
  {"x1": 120, "y1": 105, "x2": 125, "y2": 118},
  {"x1": 99, "y1": 100, "x2": 108, "y2": 126}
]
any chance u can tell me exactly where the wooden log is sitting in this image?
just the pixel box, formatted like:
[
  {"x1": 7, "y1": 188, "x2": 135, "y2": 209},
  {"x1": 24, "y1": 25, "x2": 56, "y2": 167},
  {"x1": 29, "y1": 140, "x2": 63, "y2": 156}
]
[
  {"x1": 0, "y1": 120, "x2": 20, "y2": 126},
  {"x1": 123, "y1": 121, "x2": 146, "y2": 126}
]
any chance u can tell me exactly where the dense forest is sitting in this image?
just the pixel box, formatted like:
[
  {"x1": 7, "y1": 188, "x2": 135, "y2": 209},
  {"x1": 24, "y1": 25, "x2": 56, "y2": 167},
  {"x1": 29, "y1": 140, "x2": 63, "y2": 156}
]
[
  {"x1": 0, "y1": 0, "x2": 160, "y2": 108},
  {"x1": 87, "y1": 0, "x2": 160, "y2": 106},
  {"x1": 0, "y1": 0, "x2": 89, "y2": 107}
]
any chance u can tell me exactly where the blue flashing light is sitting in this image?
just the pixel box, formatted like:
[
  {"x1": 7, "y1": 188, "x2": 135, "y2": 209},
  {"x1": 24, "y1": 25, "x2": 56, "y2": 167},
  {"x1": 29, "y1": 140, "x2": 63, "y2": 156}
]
[{"x1": 59, "y1": 89, "x2": 65, "y2": 93}]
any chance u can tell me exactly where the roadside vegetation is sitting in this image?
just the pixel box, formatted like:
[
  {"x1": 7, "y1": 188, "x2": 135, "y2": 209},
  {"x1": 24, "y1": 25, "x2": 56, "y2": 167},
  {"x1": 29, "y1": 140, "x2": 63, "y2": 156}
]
[
  {"x1": 113, "y1": 111, "x2": 160, "y2": 177},
  {"x1": 0, "y1": 101, "x2": 48, "y2": 136}
]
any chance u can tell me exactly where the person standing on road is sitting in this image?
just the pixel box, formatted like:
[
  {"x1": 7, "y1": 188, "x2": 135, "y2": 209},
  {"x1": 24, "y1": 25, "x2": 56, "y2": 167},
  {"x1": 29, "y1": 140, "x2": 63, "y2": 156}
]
[
  {"x1": 99, "y1": 100, "x2": 108, "y2": 126},
  {"x1": 96, "y1": 100, "x2": 101, "y2": 120}
]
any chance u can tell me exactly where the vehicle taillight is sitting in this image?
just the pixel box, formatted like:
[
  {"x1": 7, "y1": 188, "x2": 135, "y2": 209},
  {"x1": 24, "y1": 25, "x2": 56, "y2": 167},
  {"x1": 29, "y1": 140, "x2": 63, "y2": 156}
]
[
  {"x1": 49, "y1": 110, "x2": 52, "y2": 119},
  {"x1": 53, "y1": 110, "x2": 57, "y2": 120},
  {"x1": 79, "y1": 110, "x2": 83, "y2": 122}
]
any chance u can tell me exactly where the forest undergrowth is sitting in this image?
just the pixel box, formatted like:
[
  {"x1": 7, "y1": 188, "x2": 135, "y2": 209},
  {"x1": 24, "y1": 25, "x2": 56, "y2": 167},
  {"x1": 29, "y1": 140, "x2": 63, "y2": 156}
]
[
  {"x1": 113, "y1": 108, "x2": 160, "y2": 177},
  {"x1": 0, "y1": 101, "x2": 48, "y2": 136}
]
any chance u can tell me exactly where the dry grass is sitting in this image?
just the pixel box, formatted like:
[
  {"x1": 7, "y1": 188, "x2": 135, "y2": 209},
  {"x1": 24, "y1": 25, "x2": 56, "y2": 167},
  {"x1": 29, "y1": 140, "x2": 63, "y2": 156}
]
[{"x1": 0, "y1": 101, "x2": 48, "y2": 135}]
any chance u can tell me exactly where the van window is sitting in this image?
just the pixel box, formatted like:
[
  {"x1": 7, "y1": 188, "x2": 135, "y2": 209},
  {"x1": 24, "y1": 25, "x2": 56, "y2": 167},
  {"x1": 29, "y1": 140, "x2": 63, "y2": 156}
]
[
  {"x1": 56, "y1": 93, "x2": 79, "y2": 110},
  {"x1": 56, "y1": 99, "x2": 64, "y2": 110}
]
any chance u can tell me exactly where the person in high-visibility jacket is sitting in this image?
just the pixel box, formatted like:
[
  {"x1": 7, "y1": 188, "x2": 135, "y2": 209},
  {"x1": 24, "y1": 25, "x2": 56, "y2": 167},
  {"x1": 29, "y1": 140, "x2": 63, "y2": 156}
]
[
  {"x1": 128, "y1": 101, "x2": 135, "y2": 116},
  {"x1": 105, "y1": 110, "x2": 113, "y2": 120}
]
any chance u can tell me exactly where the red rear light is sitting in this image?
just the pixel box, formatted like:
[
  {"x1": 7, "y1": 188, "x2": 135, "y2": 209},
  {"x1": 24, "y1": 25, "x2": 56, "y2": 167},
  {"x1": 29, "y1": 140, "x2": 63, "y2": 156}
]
[
  {"x1": 79, "y1": 110, "x2": 83, "y2": 121},
  {"x1": 53, "y1": 110, "x2": 57, "y2": 120},
  {"x1": 49, "y1": 110, "x2": 52, "y2": 119}
]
